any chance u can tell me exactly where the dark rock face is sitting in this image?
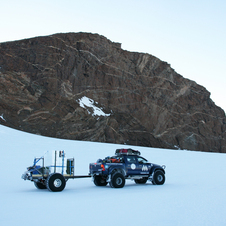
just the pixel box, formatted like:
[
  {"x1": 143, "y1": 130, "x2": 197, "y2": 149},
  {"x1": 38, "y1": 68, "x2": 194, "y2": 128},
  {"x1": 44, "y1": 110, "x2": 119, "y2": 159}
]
[{"x1": 0, "y1": 32, "x2": 225, "y2": 152}]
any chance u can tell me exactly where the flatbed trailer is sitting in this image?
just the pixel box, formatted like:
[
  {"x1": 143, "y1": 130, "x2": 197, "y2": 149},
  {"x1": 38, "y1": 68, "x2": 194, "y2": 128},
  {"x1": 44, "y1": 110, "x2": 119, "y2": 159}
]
[{"x1": 22, "y1": 150, "x2": 91, "y2": 192}]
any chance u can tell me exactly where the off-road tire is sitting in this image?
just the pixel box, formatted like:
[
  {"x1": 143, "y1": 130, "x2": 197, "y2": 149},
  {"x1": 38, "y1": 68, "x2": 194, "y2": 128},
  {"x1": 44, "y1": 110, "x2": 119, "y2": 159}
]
[
  {"x1": 134, "y1": 177, "x2": 148, "y2": 184},
  {"x1": 34, "y1": 181, "x2": 47, "y2": 189},
  {"x1": 109, "y1": 172, "x2": 125, "y2": 188},
  {"x1": 46, "y1": 173, "x2": 66, "y2": 192},
  {"x1": 152, "y1": 170, "x2": 165, "y2": 185},
  {"x1": 94, "y1": 176, "x2": 108, "y2": 186}
]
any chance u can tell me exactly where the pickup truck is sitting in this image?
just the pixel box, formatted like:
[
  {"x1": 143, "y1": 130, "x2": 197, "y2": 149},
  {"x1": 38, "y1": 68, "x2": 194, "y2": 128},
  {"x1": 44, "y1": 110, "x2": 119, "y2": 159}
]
[{"x1": 89, "y1": 148, "x2": 166, "y2": 188}]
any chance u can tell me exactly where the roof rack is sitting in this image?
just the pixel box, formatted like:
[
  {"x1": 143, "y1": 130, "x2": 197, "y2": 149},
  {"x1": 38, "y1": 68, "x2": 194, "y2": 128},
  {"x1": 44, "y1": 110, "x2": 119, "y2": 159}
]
[{"x1": 115, "y1": 148, "x2": 141, "y2": 156}]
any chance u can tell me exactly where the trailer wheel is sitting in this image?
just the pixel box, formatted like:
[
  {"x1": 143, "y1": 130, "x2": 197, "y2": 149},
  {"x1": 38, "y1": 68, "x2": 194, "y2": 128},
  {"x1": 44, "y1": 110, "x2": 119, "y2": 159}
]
[
  {"x1": 109, "y1": 173, "x2": 125, "y2": 188},
  {"x1": 46, "y1": 173, "x2": 66, "y2": 192},
  {"x1": 134, "y1": 177, "x2": 148, "y2": 184},
  {"x1": 94, "y1": 176, "x2": 108, "y2": 186},
  {"x1": 34, "y1": 181, "x2": 47, "y2": 189},
  {"x1": 152, "y1": 170, "x2": 165, "y2": 185}
]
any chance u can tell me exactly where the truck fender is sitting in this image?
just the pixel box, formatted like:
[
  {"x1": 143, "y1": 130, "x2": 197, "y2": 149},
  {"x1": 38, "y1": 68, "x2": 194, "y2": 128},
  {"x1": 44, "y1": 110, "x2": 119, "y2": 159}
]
[
  {"x1": 107, "y1": 167, "x2": 126, "y2": 183},
  {"x1": 149, "y1": 166, "x2": 165, "y2": 178},
  {"x1": 109, "y1": 166, "x2": 126, "y2": 176}
]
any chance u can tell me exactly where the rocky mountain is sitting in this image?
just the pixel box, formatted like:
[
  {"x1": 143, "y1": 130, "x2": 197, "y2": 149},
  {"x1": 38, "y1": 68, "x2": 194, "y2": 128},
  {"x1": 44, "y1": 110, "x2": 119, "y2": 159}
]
[{"x1": 0, "y1": 32, "x2": 225, "y2": 152}]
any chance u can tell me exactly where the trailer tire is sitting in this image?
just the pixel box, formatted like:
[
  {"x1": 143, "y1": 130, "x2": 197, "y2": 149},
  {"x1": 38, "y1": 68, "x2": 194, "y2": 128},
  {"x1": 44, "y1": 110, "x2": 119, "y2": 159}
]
[
  {"x1": 34, "y1": 181, "x2": 47, "y2": 189},
  {"x1": 109, "y1": 172, "x2": 125, "y2": 188},
  {"x1": 94, "y1": 176, "x2": 108, "y2": 186},
  {"x1": 46, "y1": 173, "x2": 66, "y2": 192}
]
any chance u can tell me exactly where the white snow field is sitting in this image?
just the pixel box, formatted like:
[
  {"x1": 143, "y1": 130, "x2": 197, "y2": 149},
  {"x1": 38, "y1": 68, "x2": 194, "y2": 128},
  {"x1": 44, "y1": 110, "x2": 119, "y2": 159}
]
[{"x1": 0, "y1": 124, "x2": 226, "y2": 226}]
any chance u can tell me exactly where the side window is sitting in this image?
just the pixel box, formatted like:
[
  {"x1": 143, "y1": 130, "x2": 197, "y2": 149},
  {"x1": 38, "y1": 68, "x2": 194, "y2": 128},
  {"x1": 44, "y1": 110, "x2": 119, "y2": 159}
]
[
  {"x1": 137, "y1": 157, "x2": 148, "y2": 164},
  {"x1": 126, "y1": 156, "x2": 136, "y2": 164},
  {"x1": 119, "y1": 157, "x2": 124, "y2": 163}
]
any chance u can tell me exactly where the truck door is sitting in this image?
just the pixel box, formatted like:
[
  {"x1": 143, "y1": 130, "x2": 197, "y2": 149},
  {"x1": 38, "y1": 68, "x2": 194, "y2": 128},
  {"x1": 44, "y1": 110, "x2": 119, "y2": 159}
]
[
  {"x1": 136, "y1": 157, "x2": 150, "y2": 175},
  {"x1": 125, "y1": 156, "x2": 139, "y2": 175}
]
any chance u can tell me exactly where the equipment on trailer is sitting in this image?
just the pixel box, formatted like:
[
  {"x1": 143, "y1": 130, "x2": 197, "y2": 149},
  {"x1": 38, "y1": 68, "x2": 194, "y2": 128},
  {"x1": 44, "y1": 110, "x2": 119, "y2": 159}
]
[{"x1": 21, "y1": 150, "x2": 90, "y2": 192}]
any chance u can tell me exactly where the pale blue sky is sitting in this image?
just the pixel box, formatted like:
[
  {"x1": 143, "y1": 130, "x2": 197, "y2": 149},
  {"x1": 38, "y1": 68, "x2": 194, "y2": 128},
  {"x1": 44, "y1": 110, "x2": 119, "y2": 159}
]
[{"x1": 1, "y1": 0, "x2": 225, "y2": 112}]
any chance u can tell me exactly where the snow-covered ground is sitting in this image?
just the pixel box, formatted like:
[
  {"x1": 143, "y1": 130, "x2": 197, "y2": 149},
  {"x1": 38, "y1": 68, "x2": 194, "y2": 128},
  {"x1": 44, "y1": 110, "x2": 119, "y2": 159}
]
[{"x1": 0, "y1": 124, "x2": 226, "y2": 226}]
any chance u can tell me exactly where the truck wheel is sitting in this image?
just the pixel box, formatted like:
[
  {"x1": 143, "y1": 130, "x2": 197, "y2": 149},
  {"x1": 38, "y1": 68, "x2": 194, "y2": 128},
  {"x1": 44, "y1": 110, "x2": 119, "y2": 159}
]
[
  {"x1": 134, "y1": 177, "x2": 148, "y2": 184},
  {"x1": 152, "y1": 170, "x2": 165, "y2": 185},
  {"x1": 110, "y1": 173, "x2": 125, "y2": 188},
  {"x1": 34, "y1": 181, "x2": 47, "y2": 189},
  {"x1": 46, "y1": 173, "x2": 66, "y2": 192},
  {"x1": 94, "y1": 176, "x2": 108, "y2": 186}
]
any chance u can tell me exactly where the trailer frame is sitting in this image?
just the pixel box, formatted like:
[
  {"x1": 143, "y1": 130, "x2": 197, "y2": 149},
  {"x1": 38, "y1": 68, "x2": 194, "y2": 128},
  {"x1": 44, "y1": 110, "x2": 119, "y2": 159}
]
[{"x1": 22, "y1": 150, "x2": 91, "y2": 192}]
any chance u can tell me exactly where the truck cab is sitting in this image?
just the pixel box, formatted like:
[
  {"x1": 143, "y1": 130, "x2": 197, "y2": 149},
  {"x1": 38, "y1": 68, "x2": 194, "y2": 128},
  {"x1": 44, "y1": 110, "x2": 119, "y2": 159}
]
[{"x1": 120, "y1": 155, "x2": 150, "y2": 176}]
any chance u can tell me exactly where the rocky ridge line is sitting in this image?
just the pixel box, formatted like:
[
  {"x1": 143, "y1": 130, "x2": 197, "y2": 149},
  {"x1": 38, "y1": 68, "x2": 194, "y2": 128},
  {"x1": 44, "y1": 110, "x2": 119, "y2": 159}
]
[{"x1": 0, "y1": 32, "x2": 225, "y2": 152}]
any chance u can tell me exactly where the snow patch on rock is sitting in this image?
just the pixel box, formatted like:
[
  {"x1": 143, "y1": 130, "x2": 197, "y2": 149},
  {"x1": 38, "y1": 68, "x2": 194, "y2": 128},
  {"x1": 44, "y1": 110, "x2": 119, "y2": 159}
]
[
  {"x1": 0, "y1": 114, "x2": 6, "y2": 121},
  {"x1": 78, "y1": 96, "x2": 110, "y2": 117}
]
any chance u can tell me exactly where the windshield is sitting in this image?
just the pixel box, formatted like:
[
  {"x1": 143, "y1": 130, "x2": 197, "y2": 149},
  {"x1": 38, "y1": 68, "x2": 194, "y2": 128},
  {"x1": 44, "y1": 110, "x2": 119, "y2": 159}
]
[{"x1": 137, "y1": 157, "x2": 149, "y2": 164}]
